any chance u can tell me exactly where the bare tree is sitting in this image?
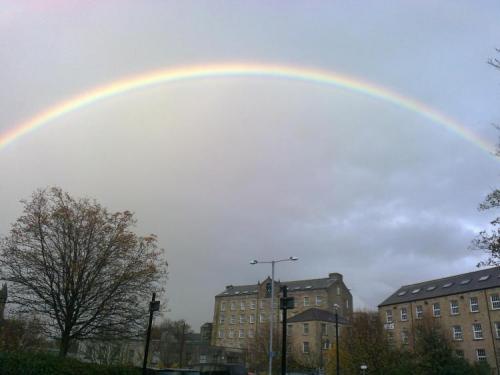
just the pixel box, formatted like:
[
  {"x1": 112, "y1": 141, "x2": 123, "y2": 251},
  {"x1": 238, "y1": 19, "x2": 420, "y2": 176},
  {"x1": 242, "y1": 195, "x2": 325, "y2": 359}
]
[{"x1": 0, "y1": 187, "x2": 167, "y2": 357}]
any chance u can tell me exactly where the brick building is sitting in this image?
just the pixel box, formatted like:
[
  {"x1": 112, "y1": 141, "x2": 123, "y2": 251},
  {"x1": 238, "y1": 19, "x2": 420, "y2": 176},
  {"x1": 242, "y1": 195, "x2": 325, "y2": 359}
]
[
  {"x1": 379, "y1": 267, "x2": 500, "y2": 373},
  {"x1": 211, "y1": 273, "x2": 352, "y2": 366}
]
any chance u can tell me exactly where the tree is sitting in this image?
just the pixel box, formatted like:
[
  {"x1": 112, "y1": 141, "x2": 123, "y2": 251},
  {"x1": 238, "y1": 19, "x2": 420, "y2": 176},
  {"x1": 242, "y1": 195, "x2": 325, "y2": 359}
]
[
  {"x1": 0, "y1": 187, "x2": 167, "y2": 357},
  {"x1": 156, "y1": 319, "x2": 193, "y2": 368}
]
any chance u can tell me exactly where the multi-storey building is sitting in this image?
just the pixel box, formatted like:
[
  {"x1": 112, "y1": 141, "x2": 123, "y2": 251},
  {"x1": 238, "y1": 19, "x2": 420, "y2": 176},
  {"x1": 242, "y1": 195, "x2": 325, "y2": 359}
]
[
  {"x1": 211, "y1": 272, "x2": 352, "y2": 359},
  {"x1": 379, "y1": 267, "x2": 500, "y2": 373}
]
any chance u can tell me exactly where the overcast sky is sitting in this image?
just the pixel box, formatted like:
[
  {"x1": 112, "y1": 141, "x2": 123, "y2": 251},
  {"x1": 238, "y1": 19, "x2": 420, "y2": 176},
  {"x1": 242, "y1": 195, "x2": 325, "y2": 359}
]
[{"x1": 1, "y1": 1, "x2": 500, "y2": 329}]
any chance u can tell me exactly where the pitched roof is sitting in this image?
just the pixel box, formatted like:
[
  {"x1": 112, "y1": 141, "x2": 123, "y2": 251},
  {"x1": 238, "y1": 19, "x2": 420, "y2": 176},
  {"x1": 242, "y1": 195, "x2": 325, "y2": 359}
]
[
  {"x1": 216, "y1": 276, "x2": 339, "y2": 297},
  {"x1": 287, "y1": 308, "x2": 349, "y2": 324},
  {"x1": 379, "y1": 266, "x2": 500, "y2": 307}
]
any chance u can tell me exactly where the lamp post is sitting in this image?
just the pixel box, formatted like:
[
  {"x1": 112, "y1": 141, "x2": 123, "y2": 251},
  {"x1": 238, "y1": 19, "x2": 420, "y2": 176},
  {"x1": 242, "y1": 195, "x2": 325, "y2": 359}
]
[
  {"x1": 250, "y1": 256, "x2": 298, "y2": 375},
  {"x1": 333, "y1": 304, "x2": 340, "y2": 375},
  {"x1": 360, "y1": 364, "x2": 367, "y2": 375}
]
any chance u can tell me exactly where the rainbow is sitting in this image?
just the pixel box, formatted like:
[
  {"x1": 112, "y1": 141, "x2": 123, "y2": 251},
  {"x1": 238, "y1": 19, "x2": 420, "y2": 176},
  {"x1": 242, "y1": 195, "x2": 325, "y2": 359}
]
[{"x1": 0, "y1": 63, "x2": 495, "y2": 155}]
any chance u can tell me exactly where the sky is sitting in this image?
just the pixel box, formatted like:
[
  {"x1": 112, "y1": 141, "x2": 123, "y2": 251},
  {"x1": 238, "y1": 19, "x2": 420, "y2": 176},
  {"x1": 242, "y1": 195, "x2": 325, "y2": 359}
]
[{"x1": 1, "y1": 1, "x2": 500, "y2": 329}]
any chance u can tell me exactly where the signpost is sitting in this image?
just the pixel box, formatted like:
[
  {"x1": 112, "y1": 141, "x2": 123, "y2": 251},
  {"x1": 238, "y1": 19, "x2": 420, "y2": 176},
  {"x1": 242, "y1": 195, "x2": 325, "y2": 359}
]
[
  {"x1": 143, "y1": 292, "x2": 160, "y2": 375},
  {"x1": 280, "y1": 286, "x2": 294, "y2": 375}
]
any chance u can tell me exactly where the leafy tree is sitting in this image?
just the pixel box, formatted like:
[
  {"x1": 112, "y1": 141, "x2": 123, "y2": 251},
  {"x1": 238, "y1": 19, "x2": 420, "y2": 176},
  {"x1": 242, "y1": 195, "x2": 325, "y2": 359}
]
[{"x1": 0, "y1": 187, "x2": 167, "y2": 357}]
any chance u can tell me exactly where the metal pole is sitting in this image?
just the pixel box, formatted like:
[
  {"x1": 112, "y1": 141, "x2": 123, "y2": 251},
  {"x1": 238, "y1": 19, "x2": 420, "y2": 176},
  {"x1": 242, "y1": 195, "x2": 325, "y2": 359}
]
[
  {"x1": 335, "y1": 309, "x2": 339, "y2": 375},
  {"x1": 143, "y1": 292, "x2": 156, "y2": 375},
  {"x1": 269, "y1": 261, "x2": 275, "y2": 375},
  {"x1": 281, "y1": 286, "x2": 288, "y2": 375}
]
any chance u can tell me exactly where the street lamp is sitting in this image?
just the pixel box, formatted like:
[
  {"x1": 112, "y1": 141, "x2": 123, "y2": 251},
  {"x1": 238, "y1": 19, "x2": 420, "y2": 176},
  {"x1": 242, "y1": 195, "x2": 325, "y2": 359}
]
[
  {"x1": 333, "y1": 304, "x2": 340, "y2": 375},
  {"x1": 360, "y1": 364, "x2": 368, "y2": 375},
  {"x1": 250, "y1": 256, "x2": 298, "y2": 375}
]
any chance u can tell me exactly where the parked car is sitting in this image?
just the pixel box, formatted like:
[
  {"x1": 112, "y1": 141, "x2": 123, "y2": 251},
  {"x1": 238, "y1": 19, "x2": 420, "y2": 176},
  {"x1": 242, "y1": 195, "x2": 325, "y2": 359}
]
[{"x1": 192, "y1": 363, "x2": 248, "y2": 375}]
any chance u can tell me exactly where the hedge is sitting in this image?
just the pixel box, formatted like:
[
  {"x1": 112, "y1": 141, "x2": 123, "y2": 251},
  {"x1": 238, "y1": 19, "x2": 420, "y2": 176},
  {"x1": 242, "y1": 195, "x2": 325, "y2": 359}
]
[{"x1": 0, "y1": 351, "x2": 141, "y2": 375}]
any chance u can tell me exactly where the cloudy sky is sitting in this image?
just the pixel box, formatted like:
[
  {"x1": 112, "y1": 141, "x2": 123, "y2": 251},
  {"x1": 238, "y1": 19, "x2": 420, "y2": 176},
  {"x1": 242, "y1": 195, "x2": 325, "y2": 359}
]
[{"x1": 1, "y1": 1, "x2": 500, "y2": 329}]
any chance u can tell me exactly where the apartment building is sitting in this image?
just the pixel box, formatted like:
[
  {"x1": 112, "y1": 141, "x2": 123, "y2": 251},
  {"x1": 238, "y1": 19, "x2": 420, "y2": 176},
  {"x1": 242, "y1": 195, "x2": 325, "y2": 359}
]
[
  {"x1": 211, "y1": 272, "x2": 352, "y2": 353},
  {"x1": 379, "y1": 267, "x2": 500, "y2": 373}
]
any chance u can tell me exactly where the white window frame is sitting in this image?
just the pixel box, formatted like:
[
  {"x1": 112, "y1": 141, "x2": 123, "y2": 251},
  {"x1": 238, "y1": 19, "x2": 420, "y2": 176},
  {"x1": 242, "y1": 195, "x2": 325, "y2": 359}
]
[
  {"x1": 248, "y1": 329, "x2": 254, "y2": 338},
  {"x1": 220, "y1": 302, "x2": 226, "y2": 311},
  {"x1": 239, "y1": 314, "x2": 245, "y2": 324},
  {"x1": 495, "y1": 322, "x2": 500, "y2": 339},
  {"x1": 219, "y1": 314, "x2": 225, "y2": 324},
  {"x1": 303, "y1": 341, "x2": 310, "y2": 354},
  {"x1": 473, "y1": 323, "x2": 484, "y2": 340},
  {"x1": 304, "y1": 296, "x2": 310, "y2": 306},
  {"x1": 450, "y1": 300, "x2": 459, "y2": 315},
  {"x1": 228, "y1": 329, "x2": 234, "y2": 338},
  {"x1": 240, "y1": 301, "x2": 245, "y2": 310},
  {"x1": 386, "y1": 310, "x2": 393, "y2": 324},
  {"x1": 321, "y1": 323, "x2": 327, "y2": 336},
  {"x1": 476, "y1": 349, "x2": 487, "y2": 362},
  {"x1": 218, "y1": 330, "x2": 224, "y2": 338},
  {"x1": 259, "y1": 300, "x2": 265, "y2": 309},
  {"x1": 249, "y1": 314, "x2": 255, "y2": 324},
  {"x1": 470, "y1": 297, "x2": 479, "y2": 313},
  {"x1": 491, "y1": 294, "x2": 500, "y2": 310},
  {"x1": 239, "y1": 329, "x2": 245, "y2": 338},
  {"x1": 416, "y1": 305, "x2": 423, "y2": 319},
  {"x1": 303, "y1": 323, "x2": 309, "y2": 335},
  {"x1": 400, "y1": 307, "x2": 408, "y2": 321},
  {"x1": 287, "y1": 324, "x2": 293, "y2": 336},
  {"x1": 432, "y1": 303, "x2": 441, "y2": 317},
  {"x1": 230, "y1": 302, "x2": 236, "y2": 311},
  {"x1": 250, "y1": 300, "x2": 256, "y2": 310},
  {"x1": 259, "y1": 313, "x2": 266, "y2": 323},
  {"x1": 316, "y1": 296, "x2": 322, "y2": 306},
  {"x1": 230, "y1": 315, "x2": 236, "y2": 324},
  {"x1": 401, "y1": 329, "x2": 409, "y2": 345},
  {"x1": 452, "y1": 325, "x2": 463, "y2": 341}
]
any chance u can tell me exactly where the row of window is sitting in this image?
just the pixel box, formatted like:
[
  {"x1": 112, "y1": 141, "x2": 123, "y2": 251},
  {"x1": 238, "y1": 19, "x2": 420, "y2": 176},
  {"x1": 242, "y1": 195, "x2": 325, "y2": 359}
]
[
  {"x1": 385, "y1": 295, "x2": 500, "y2": 323},
  {"x1": 302, "y1": 340, "x2": 331, "y2": 353},
  {"x1": 220, "y1": 296, "x2": 327, "y2": 312},
  {"x1": 218, "y1": 329, "x2": 255, "y2": 339},
  {"x1": 219, "y1": 313, "x2": 281, "y2": 324},
  {"x1": 395, "y1": 323, "x2": 499, "y2": 345}
]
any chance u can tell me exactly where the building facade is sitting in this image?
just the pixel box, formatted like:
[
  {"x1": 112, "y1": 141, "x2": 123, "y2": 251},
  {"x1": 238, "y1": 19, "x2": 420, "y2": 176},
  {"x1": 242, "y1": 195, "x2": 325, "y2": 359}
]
[
  {"x1": 211, "y1": 272, "x2": 352, "y2": 364},
  {"x1": 379, "y1": 267, "x2": 500, "y2": 373}
]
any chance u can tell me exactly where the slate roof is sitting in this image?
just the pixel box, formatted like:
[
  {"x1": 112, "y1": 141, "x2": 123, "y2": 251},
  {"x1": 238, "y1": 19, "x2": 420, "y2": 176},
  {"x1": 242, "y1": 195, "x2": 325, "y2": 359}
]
[
  {"x1": 287, "y1": 308, "x2": 349, "y2": 325},
  {"x1": 216, "y1": 276, "x2": 338, "y2": 297},
  {"x1": 379, "y1": 266, "x2": 500, "y2": 307}
]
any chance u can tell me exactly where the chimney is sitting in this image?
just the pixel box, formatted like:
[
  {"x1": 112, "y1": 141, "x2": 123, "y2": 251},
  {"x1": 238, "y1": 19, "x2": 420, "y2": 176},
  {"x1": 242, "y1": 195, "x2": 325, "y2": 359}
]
[
  {"x1": 329, "y1": 273, "x2": 343, "y2": 282},
  {"x1": 225, "y1": 285, "x2": 233, "y2": 290}
]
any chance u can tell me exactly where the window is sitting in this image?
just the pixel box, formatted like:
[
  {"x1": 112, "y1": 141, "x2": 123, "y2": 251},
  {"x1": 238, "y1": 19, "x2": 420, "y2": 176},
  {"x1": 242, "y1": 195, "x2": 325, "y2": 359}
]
[
  {"x1": 495, "y1": 322, "x2": 500, "y2": 339},
  {"x1": 401, "y1": 307, "x2": 408, "y2": 321},
  {"x1": 287, "y1": 324, "x2": 292, "y2": 336},
  {"x1": 455, "y1": 350, "x2": 464, "y2": 358},
  {"x1": 230, "y1": 302, "x2": 236, "y2": 310},
  {"x1": 221, "y1": 302, "x2": 226, "y2": 311},
  {"x1": 416, "y1": 305, "x2": 423, "y2": 319},
  {"x1": 230, "y1": 315, "x2": 236, "y2": 324},
  {"x1": 249, "y1": 314, "x2": 255, "y2": 324},
  {"x1": 259, "y1": 313, "x2": 266, "y2": 323},
  {"x1": 321, "y1": 323, "x2": 327, "y2": 336},
  {"x1": 401, "y1": 329, "x2": 409, "y2": 345},
  {"x1": 470, "y1": 297, "x2": 479, "y2": 313},
  {"x1": 473, "y1": 323, "x2": 484, "y2": 340},
  {"x1": 323, "y1": 339, "x2": 331, "y2": 350},
  {"x1": 411, "y1": 288, "x2": 421, "y2": 294},
  {"x1": 239, "y1": 329, "x2": 245, "y2": 338},
  {"x1": 337, "y1": 286, "x2": 340, "y2": 296},
  {"x1": 452, "y1": 326, "x2": 463, "y2": 341},
  {"x1": 228, "y1": 329, "x2": 234, "y2": 338},
  {"x1": 491, "y1": 294, "x2": 500, "y2": 310},
  {"x1": 259, "y1": 300, "x2": 265, "y2": 309},
  {"x1": 386, "y1": 310, "x2": 393, "y2": 324},
  {"x1": 250, "y1": 300, "x2": 256, "y2": 309},
  {"x1": 219, "y1": 314, "x2": 225, "y2": 324},
  {"x1": 303, "y1": 342, "x2": 310, "y2": 354},
  {"x1": 304, "y1": 296, "x2": 310, "y2": 306},
  {"x1": 479, "y1": 275, "x2": 490, "y2": 282},
  {"x1": 248, "y1": 329, "x2": 254, "y2": 338},
  {"x1": 240, "y1": 301, "x2": 245, "y2": 310},
  {"x1": 239, "y1": 315, "x2": 245, "y2": 324},
  {"x1": 218, "y1": 330, "x2": 224, "y2": 338},
  {"x1": 316, "y1": 296, "x2": 322, "y2": 306},
  {"x1": 450, "y1": 300, "x2": 459, "y2": 315},
  {"x1": 432, "y1": 303, "x2": 441, "y2": 317},
  {"x1": 346, "y1": 299, "x2": 349, "y2": 309},
  {"x1": 476, "y1": 349, "x2": 487, "y2": 362},
  {"x1": 303, "y1": 323, "x2": 309, "y2": 335}
]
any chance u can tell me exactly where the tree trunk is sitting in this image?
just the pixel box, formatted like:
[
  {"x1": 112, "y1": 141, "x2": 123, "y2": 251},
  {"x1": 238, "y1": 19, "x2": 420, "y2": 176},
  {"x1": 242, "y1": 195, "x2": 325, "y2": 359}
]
[{"x1": 59, "y1": 333, "x2": 71, "y2": 357}]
